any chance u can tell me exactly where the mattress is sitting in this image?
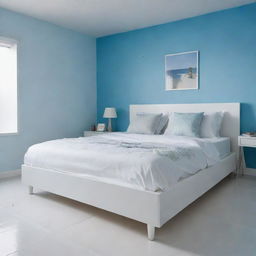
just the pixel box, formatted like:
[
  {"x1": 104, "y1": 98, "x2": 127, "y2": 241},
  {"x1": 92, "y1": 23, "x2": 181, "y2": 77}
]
[{"x1": 24, "y1": 133, "x2": 230, "y2": 192}]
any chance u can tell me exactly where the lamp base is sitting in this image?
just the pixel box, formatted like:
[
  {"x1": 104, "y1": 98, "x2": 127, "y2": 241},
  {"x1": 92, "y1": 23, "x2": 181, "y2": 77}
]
[{"x1": 107, "y1": 118, "x2": 112, "y2": 132}]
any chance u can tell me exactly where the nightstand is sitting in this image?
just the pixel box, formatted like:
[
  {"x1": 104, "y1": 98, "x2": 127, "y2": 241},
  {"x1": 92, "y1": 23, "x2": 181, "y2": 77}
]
[
  {"x1": 238, "y1": 136, "x2": 256, "y2": 175},
  {"x1": 84, "y1": 131, "x2": 109, "y2": 137}
]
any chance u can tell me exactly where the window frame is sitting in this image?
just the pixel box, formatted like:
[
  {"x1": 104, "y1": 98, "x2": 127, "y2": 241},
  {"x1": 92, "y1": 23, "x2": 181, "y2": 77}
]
[{"x1": 0, "y1": 36, "x2": 19, "y2": 136}]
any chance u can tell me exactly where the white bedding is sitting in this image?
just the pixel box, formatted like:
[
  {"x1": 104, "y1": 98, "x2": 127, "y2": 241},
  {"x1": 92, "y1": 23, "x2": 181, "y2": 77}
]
[
  {"x1": 194, "y1": 137, "x2": 230, "y2": 165},
  {"x1": 24, "y1": 133, "x2": 230, "y2": 192}
]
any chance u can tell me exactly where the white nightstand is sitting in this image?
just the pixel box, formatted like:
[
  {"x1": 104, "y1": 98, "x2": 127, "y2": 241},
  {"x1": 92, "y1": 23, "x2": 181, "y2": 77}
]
[
  {"x1": 84, "y1": 131, "x2": 110, "y2": 137},
  {"x1": 238, "y1": 136, "x2": 256, "y2": 175}
]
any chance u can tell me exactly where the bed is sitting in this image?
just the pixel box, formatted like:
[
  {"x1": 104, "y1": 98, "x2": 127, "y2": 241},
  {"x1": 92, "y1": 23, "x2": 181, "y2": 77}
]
[{"x1": 22, "y1": 103, "x2": 240, "y2": 240}]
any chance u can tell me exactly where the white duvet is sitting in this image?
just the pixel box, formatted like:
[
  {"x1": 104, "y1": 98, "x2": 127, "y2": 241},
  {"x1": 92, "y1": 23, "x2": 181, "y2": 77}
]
[{"x1": 24, "y1": 133, "x2": 227, "y2": 192}]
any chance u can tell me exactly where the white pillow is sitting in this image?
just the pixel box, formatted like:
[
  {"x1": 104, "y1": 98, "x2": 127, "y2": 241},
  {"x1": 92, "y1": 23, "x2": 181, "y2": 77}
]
[
  {"x1": 200, "y1": 112, "x2": 225, "y2": 138},
  {"x1": 127, "y1": 113, "x2": 162, "y2": 134}
]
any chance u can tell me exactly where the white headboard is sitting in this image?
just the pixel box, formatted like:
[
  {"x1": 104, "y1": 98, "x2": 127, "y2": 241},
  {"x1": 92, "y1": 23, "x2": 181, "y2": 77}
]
[{"x1": 130, "y1": 103, "x2": 240, "y2": 156}]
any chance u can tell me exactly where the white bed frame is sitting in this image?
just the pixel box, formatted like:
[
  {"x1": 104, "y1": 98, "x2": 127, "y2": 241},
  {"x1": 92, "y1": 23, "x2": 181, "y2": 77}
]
[{"x1": 22, "y1": 103, "x2": 240, "y2": 240}]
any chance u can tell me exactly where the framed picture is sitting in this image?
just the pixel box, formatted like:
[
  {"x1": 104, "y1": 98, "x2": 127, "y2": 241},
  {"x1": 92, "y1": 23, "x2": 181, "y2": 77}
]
[
  {"x1": 97, "y1": 123, "x2": 106, "y2": 132},
  {"x1": 165, "y1": 51, "x2": 199, "y2": 91}
]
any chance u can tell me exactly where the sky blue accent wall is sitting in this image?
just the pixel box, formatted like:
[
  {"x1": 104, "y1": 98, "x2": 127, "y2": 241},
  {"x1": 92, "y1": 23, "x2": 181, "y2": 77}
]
[
  {"x1": 97, "y1": 3, "x2": 256, "y2": 168},
  {"x1": 0, "y1": 8, "x2": 96, "y2": 172}
]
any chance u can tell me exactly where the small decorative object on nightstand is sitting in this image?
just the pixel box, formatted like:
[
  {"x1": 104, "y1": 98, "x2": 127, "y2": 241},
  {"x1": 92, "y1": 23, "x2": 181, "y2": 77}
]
[
  {"x1": 238, "y1": 134, "x2": 256, "y2": 175},
  {"x1": 96, "y1": 123, "x2": 106, "y2": 132},
  {"x1": 103, "y1": 107, "x2": 117, "y2": 132}
]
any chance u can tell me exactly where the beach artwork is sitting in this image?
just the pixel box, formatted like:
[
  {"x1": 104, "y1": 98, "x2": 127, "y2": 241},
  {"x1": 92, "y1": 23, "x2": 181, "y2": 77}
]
[{"x1": 165, "y1": 51, "x2": 198, "y2": 90}]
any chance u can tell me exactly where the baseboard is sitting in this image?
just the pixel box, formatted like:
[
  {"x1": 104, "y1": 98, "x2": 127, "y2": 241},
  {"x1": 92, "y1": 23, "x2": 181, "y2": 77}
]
[
  {"x1": 244, "y1": 168, "x2": 256, "y2": 177},
  {"x1": 0, "y1": 169, "x2": 21, "y2": 179}
]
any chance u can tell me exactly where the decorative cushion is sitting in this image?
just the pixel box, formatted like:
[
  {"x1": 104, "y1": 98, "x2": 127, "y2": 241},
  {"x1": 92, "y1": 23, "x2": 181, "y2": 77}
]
[
  {"x1": 155, "y1": 114, "x2": 169, "y2": 134},
  {"x1": 164, "y1": 112, "x2": 204, "y2": 137},
  {"x1": 127, "y1": 113, "x2": 162, "y2": 134},
  {"x1": 200, "y1": 112, "x2": 225, "y2": 138}
]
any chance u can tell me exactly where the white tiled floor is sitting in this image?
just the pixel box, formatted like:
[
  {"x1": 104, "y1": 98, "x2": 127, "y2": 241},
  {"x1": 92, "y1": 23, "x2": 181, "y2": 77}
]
[{"x1": 0, "y1": 175, "x2": 256, "y2": 256}]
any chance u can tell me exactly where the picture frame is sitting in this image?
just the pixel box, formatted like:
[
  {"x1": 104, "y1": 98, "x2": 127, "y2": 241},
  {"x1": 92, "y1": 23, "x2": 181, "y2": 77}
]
[
  {"x1": 165, "y1": 51, "x2": 199, "y2": 91},
  {"x1": 97, "y1": 123, "x2": 106, "y2": 132}
]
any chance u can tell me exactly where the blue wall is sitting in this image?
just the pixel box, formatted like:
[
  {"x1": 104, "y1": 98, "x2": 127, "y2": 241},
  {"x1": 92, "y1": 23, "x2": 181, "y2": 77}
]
[
  {"x1": 97, "y1": 3, "x2": 256, "y2": 168},
  {"x1": 0, "y1": 8, "x2": 96, "y2": 172}
]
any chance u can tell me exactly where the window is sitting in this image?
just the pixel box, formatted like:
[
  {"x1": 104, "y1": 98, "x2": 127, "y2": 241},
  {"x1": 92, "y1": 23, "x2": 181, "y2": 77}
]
[{"x1": 0, "y1": 38, "x2": 18, "y2": 134}]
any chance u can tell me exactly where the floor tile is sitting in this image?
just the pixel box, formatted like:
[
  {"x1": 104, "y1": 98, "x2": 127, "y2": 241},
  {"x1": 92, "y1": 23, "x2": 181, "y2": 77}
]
[{"x1": 0, "y1": 209, "x2": 48, "y2": 256}]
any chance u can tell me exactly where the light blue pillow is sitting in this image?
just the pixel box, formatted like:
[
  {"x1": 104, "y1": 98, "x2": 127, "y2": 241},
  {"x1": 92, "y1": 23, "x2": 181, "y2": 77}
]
[{"x1": 164, "y1": 112, "x2": 204, "y2": 137}]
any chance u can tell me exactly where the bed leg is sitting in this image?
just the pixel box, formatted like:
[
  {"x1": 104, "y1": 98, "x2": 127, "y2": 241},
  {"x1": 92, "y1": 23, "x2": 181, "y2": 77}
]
[
  {"x1": 28, "y1": 186, "x2": 33, "y2": 195},
  {"x1": 147, "y1": 224, "x2": 155, "y2": 241}
]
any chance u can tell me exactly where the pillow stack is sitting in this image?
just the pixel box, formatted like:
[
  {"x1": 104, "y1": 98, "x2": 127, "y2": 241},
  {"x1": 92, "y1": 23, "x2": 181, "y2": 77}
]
[{"x1": 127, "y1": 111, "x2": 225, "y2": 138}]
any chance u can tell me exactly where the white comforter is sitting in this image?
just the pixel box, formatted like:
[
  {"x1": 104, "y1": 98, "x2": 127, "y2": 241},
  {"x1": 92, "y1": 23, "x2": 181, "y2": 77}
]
[{"x1": 24, "y1": 133, "x2": 223, "y2": 192}]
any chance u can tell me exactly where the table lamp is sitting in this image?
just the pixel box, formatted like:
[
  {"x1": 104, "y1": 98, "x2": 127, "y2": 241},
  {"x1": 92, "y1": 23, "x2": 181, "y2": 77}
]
[{"x1": 103, "y1": 107, "x2": 117, "y2": 132}]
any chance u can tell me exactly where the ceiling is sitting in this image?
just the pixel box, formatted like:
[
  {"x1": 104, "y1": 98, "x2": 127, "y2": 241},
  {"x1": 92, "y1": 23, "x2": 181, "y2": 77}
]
[{"x1": 0, "y1": 0, "x2": 255, "y2": 37}]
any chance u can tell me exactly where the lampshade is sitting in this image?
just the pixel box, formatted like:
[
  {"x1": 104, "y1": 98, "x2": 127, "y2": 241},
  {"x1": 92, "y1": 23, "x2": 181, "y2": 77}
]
[{"x1": 103, "y1": 107, "x2": 117, "y2": 118}]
